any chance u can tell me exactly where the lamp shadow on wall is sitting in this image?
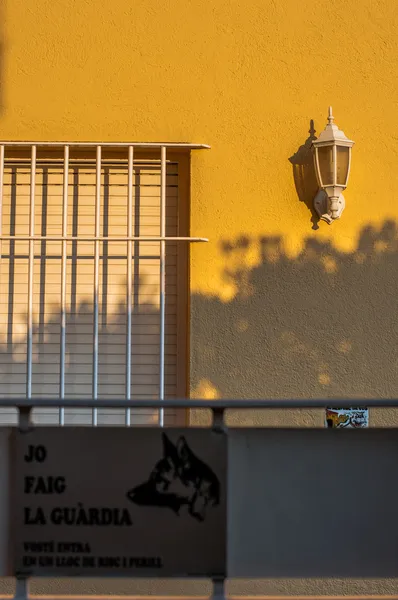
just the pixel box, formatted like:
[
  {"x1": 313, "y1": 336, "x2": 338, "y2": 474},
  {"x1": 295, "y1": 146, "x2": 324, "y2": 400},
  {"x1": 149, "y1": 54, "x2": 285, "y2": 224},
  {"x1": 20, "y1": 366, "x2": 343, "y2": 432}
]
[
  {"x1": 289, "y1": 119, "x2": 319, "y2": 230},
  {"x1": 191, "y1": 220, "x2": 398, "y2": 418}
]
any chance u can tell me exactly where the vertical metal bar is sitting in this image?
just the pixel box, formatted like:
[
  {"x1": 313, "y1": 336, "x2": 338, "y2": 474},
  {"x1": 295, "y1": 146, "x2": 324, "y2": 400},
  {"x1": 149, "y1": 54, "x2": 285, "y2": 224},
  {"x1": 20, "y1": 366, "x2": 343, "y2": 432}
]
[
  {"x1": 159, "y1": 146, "x2": 166, "y2": 427},
  {"x1": 0, "y1": 146, "x2": 4, "y2": 385},
  {"x1": 0, "y1": 146, "x2": 4, "y2": 265},
  {"x1": 59, "y1": 145, "x2": 69, "y2": 426},
  {"x1": 125, "y1": 146, "x2": 133, "y2": 426},
  {"x1": 26, "y1": 146, "x2": 36, "y2": 399},
  {"x1": 92, "y1": 146, "x2": 101, "y2": 426},
  {"x1": 14, "y1": 578, "x2": 29, "y2": 600}
]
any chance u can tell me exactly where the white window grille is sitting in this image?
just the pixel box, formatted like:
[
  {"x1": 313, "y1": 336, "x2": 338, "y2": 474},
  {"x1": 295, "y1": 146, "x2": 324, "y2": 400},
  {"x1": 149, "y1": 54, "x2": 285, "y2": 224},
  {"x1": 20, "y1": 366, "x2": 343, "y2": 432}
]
[{"x1": 0, "y1": 142, "x2": 209, "y2": 426}]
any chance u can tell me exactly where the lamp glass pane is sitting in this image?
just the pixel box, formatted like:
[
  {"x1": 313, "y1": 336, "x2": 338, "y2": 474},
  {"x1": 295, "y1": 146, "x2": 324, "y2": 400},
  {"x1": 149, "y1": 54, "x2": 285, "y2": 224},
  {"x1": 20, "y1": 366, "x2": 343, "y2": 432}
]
[
  {"x1": 317, "y1": 145, "x2": 334, "y2": 186},
  {"x1": 336, "y1": 146, "x2": 350, "y2": 185}
]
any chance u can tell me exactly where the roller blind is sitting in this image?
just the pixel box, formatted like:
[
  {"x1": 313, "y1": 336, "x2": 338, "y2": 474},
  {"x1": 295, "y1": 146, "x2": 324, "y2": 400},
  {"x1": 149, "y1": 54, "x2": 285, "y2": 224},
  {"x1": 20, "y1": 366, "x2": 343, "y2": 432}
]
[{"x1": 0, "y1": 157, "x2": 185, "y2": 426}]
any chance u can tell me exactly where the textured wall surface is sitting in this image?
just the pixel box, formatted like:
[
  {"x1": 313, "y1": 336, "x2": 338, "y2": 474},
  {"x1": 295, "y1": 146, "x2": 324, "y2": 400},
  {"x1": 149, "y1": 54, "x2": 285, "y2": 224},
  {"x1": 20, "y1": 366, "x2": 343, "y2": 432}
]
[
  {"x1": 1, "y1": 0, "x2": 398, "y2": 595},
  {"x1": 228, "y1": 428, "x2": 398, "y2": 580}
]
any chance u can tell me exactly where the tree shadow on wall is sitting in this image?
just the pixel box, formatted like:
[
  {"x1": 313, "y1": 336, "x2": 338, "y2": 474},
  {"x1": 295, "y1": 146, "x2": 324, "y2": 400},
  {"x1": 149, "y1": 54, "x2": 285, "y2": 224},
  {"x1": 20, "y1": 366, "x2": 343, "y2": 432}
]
[
  {"x1": 190, "y1": 220, "x2": 398, "y2": 402},
  {"x1": 0, "y1": 274, "x2": 181, "y2": 426}
]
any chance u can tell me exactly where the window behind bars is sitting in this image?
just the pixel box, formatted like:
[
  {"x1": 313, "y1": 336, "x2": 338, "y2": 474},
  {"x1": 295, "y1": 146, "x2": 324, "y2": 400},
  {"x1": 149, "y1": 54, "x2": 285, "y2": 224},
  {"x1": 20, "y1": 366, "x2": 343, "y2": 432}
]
[{"x1": 0, "y1": 145, "x2": 197, "y2": 426}]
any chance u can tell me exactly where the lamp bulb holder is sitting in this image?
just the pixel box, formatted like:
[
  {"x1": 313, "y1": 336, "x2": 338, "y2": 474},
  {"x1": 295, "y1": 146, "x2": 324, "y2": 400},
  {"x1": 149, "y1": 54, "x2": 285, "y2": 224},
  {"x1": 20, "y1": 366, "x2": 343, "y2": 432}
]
[{"x1": 313, "y1": 189, "x2": 345, "y2": 225}]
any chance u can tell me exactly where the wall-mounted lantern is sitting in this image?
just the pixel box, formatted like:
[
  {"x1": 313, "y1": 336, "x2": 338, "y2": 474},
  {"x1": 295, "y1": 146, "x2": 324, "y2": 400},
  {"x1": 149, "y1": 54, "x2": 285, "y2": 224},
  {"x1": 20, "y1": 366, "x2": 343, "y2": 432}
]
[{"x1": 311, "y1": 107, "x2": 354, "y2": 224}]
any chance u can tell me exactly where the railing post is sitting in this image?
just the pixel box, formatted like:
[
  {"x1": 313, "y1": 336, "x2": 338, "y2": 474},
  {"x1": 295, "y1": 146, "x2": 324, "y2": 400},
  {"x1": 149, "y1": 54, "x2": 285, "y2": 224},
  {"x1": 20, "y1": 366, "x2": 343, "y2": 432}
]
[
  {"x1": 14, "y1": 578, "x2": 28, "y2": 600},
  {"x1": 212, "y1": 407, "x2": 226, "y2": 433},
  {"x1": 18, "y1": 406, "x2": 32, "y2": 431},
  {"x1": 212, "y1": 577, "x2": 226, "y2": 600}
]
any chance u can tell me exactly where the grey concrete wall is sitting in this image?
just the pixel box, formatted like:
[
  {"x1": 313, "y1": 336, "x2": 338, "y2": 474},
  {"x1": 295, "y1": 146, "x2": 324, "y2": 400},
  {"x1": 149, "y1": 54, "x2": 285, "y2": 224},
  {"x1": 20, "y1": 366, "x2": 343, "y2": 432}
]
[{"x1": 228, "y1": 428, "x2": 398, "y2": 578}]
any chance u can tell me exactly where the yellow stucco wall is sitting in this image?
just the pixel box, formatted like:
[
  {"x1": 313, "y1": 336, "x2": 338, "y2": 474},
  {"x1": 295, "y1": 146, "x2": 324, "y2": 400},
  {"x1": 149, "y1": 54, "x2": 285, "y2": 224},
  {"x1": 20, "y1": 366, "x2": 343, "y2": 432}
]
[
  {"x1": 2, "y1": 2, "x2": 396, "y2": 276},
  {"x1": 2, "y1": 0, "x2": 397, "y2": 289},
  {"x1": 2, "y1": 0, "x2": 397, "y2": 269}
]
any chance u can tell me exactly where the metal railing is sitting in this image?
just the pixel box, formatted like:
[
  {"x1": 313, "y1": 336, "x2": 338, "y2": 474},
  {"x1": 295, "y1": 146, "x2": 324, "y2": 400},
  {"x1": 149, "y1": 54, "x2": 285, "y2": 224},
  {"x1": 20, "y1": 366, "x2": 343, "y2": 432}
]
[
  {"x1": 0, "y1": 397, "x2": 392, "y2": 429},
  {"x1": 2, "y1": 398, "x2": 398, "y2": 600},
  {"x1": 0, "y1": 397, "x2": 394, "y2": 409}
]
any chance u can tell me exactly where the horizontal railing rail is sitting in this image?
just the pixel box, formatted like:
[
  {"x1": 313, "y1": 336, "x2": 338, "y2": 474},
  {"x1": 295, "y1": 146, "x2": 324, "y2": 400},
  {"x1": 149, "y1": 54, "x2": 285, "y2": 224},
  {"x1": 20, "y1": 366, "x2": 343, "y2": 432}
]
[{"x1": 0, "y1": 236, "x2": 208, "y2": 242}]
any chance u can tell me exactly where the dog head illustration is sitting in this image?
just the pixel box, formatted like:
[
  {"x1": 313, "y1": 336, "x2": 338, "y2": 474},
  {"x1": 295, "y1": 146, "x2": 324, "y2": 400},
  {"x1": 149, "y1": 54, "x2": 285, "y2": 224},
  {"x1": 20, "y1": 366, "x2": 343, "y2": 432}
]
[{"x1": 126, "y1": 433, "x2": 220, "y2": 522}]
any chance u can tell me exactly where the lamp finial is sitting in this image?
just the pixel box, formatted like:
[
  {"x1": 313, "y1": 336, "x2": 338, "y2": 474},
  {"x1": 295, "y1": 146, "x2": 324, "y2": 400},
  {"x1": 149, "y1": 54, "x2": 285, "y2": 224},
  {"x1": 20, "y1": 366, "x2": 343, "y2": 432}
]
[{"x1": 328, "y1": 106, "x2": 334, "y2": 125}]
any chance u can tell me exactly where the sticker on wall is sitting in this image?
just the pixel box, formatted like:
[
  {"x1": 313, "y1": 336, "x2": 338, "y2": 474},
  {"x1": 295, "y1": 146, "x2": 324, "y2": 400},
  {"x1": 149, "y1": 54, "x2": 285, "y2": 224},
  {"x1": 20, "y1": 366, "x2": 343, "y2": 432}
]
[{"x1": 325, "y1": 407, "x2": 369, "y2": 428}]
